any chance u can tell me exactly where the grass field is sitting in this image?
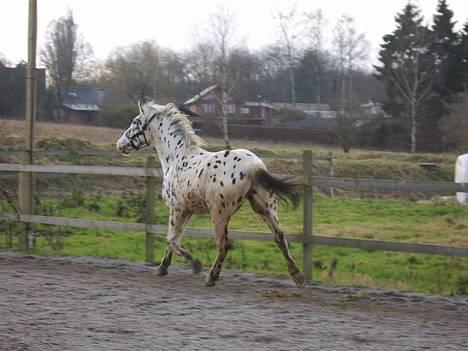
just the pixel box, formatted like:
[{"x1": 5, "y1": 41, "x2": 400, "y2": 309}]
[{"x1": 1, "y1": 119, "x2": 467, "y2": 295}]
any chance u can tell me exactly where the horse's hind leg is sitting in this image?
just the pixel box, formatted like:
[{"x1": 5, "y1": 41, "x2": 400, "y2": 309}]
[
  {"x1": 156, "y1": 209, "x2": 202, "y2": 275},
  {"x1": 205, "y1": 214, "x2": 231, "y2": 287},
  {"x1": 156, "y1": 249, "x2": 173, "y2": 276},
  {"x1": 249, "y1": 192, "x2": 305, "y2": 288}
]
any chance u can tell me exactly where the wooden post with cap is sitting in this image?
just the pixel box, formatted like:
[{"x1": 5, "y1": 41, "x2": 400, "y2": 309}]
[
  {"x1": 303, "y1": 150, "x2": 313, "y2": 281},
  {"x1": 328, "y1": 151, "x2": 334, "y2": 198},
  {"x1": 18, "y1": 0, "x2": 37, "y2": 250}
]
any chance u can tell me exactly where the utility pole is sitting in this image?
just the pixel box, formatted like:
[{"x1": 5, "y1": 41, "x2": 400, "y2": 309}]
[{"x1": 19, "y1": 0, "x2": 37, "y2": 250}]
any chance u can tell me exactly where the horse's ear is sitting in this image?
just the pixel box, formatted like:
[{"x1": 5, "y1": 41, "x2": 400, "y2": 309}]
[{"x1": 138, "y1": 101, "x2": 144, "y2": 115}]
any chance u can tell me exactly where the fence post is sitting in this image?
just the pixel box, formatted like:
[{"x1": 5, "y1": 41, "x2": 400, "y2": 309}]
[
  {"x1": 18, "y1": 152, "x2": 34, "y2": 250},
  {"x1": 328, "y1": 151, "x2": 334, "y2": 198},
  {"x1": 18, "y1": 1, "x2": 37, "y2": 251},
  {"x1": 303, "y1": 150, "x2": 313, "y2": 282},
  {"x1": 145, "y1": 156, "x2": 157, "y2": 264}
]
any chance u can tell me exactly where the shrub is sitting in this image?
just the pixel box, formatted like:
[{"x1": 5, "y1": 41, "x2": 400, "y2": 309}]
[
  {"x1": 96, "y1": 103, "x2": 138, "y2": 128},
  {"x1": 455, "y1": 272, "x2": 468, "y2": 295}
]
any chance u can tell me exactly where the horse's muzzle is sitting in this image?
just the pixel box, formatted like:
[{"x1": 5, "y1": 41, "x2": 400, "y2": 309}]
[{"x1": 116, "y1": 137, "x2": 131, "y2": 154}]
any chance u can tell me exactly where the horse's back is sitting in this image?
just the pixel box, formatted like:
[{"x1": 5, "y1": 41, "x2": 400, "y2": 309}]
[{"x1": 194, "y1": 148, "x2": 263, "y2": 211}]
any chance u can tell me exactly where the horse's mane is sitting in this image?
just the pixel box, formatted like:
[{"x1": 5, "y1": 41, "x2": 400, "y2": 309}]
[{"x1": 146, "y1": 102, "x2": 205, "y2": 149}]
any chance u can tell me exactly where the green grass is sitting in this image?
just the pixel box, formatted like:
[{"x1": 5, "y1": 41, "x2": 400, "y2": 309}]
[{"x1": 1, "y1": 192, "x2": 468, "y2": 295}]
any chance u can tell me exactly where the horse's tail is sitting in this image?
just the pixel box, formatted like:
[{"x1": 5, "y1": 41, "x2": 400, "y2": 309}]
[{"x1": 252, "y1": 168, "x2": 303, "y2": 208}]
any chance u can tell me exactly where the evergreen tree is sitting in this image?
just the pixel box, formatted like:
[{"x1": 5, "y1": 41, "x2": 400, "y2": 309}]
[
  {"x1": 423, "y1": 0, "x2": 464, "y2": 151},
  {"x1": 459, "y1": 21, "x2": 468, "y2": 87},
  {"x1": 431, "y1": 0, "x2": 463, "y2": 95},
  {"x1": 374, "y1": 3, "x2": 434, "y2": 153}
]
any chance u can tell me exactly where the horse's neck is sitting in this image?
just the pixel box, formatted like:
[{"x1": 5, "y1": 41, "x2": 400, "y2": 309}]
[{"x1": 150, "y1": 125, "x2": 202, "y2": 174}]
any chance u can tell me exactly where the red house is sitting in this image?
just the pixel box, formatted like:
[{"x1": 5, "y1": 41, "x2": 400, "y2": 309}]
[{"x1": 183, "y1": 85, "x2": 276, "y2": 123}]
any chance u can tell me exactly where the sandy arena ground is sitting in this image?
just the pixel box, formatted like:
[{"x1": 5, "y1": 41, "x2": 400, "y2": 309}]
[{"x1": 1, "y1": 252, "x2": 467, "y2": 350}]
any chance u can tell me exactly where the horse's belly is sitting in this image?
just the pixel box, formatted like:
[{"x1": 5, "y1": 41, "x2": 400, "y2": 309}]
[{"x1": 185, "y1": 194, "x2": 209, "y2": 214}]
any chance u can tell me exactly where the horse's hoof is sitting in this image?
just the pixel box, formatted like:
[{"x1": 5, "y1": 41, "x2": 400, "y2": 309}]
[
  {"x1": 292, "y1": 272, "x2": 305, "y2": 288},
  {"x1": 192, "y1": 259, "x2": 203, "y2": 274},
  {"x1": 155, "y1": 266, "x2": 168, "y2": 276},
  {"x1": 204, "y1": 278, "x2": 216, "y2": 287}
]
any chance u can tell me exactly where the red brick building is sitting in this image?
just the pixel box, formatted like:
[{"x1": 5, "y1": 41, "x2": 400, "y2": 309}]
[{"x1": 183, "y1": 85, "x2": 276, "y2": 123}]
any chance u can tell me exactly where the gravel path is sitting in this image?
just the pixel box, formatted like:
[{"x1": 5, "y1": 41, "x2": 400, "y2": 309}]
[{"x1": 1, "y1": 252, "x2": 467, "y2": 350}]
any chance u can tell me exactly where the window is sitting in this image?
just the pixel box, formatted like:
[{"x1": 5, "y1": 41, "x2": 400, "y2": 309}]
[
  {"x1": 223, "y1": 104, "x2": 236, "y2": 114},
  {"x1": 241, "y1": 107, "x2": 250, "y2": 114},
  {"x1": 202, "y1": 104, "x2": 215, "y2": 113}
]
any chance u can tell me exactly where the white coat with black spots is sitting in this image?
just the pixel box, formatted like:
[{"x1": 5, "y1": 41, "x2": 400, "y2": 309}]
[{"x1": 116, "y1": 102, "x2": 305, "y2": 287}]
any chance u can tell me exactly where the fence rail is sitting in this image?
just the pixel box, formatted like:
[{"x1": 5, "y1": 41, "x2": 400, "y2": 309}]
[
  {"x1": 313, "y1": 176, "x2": 467, "y2": 193},
  {"x1": 0, "y1": 149, "x2": 333, "y2": 161},
  {"x1": 0, "y1": 163, "x2": 162, "y2": 177},
  {"x1": 1, "y1": 213, "x2": 467, "y2": 258},
  {"x1": 1, "y1": 153, "x2": 468, "y2": 282},
  {"x1": 1, "y1": 163, "x2": 465, "y2": 192},
  {"x1": 0, "y1": 149, "x2": 154, "y2": 157}
]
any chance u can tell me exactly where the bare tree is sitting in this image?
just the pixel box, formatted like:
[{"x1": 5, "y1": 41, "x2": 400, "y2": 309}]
[
  {"x1": 226, "y1": 48, "x2": 259, "y2": 87},
  {"x1": 40, "y1": 9, "x2": 92, "y2": 107},
  {"x1": 303, "y1": 9, "x2": 328, "y2": 105},
  {"x1": 194, "y1": 5, "x2": 239, "y2": 149},
  {"x1": 329, "y1": 96, "x2": 367, "y2": 153},
  {"x1": 327, "y1": 15, "x2": 369, "y2": 153},
  {"x1": 105, "y1": 41, "x2": 161, "y2": 102},
  {"x1": 105, "y1": 41, "x2": 182, "y2": 103},
  {"x1": 184, "y1": 42, "x2": 217, "y2": 91},
  {"x1": 272, "y1": 5, "x2": 303, "y2": 106},
  {"x1": 332, "y1": 15, "x2": 368, "y2": 110}
]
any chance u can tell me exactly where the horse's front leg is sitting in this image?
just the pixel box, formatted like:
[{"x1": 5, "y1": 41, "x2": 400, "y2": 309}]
[
  {"x1": 156, "y1": 209, "x2": 202, "y2": 275},
  {"x1": 205, "y1": 214, "x2": 231, "y2": 287}
]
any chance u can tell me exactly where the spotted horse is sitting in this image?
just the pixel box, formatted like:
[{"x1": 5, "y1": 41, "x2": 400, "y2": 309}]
[{"x1": 116, "y1": 102, "x2": 305, "y2": 287}]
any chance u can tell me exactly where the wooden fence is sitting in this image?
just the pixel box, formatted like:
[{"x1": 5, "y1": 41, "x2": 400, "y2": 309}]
[{"x1": 1, "y1": 151, "x2": 467, "y2": 281}]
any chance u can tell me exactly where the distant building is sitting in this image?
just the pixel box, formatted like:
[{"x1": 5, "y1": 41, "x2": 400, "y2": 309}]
[
  {"x1": 360, "y1": 100, "x2": 389, "y2": 118},
  {"x1": 56, "y1": 87, "x2": 110, "y2": 124},
  {"x1": 272, "y1": 100, "x2": 387, "y2": 129},
  {"x1": 271, "y1": 102, "x2": 336, "y2": 119},
  {"x1": 0, "y1": 65, "x2": 46, "y2": 118},
  {"x1": 183, "y1": 85, "x2": 277, "y2": 123}
]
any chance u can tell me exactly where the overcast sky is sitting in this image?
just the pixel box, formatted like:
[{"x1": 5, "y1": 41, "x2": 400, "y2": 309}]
[{"x1": 1, "y1": 0, "x2": 468, "y2": 68}]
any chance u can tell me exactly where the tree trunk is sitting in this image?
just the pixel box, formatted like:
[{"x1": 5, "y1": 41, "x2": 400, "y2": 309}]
[
  {"x1": 316, "y1": 73, "x2": 321, "y2": 106},
  {"x1": 222, "y1": 115, "x2": 231, "y2": 150},
  {"x1": 289, "y1": 65, "x2": 296, "y2": 107},
  {"x1": 221, "y1": 87, "x2": 231, "y2": 150},
  {"x1": 340, "y1": 73, "x2": 346, "y2": 112},
  {"x1": 410, "y1": 101, "x2": 417, "y2": 153}
]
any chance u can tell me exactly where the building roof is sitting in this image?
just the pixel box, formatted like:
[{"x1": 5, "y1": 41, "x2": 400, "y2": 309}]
[
  {"x1": 184, "y1": 84, "x2": 219, "y2": 105},
  {"x1": 243, "y1": 101, "x2": 277, "y2": 110},
  {"x1": 271, "y1": 102, "x2": 331, "y2": 113},
  {"x1": 62, "y1": 103, "x2": 99, "y2": 111},
  {"x1": 62, "y1": 87, "x2": 109, "y2": 112}
]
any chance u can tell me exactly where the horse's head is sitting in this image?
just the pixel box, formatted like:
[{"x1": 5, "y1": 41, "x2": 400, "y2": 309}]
[
  {"x1": 117, "y1": 102, "x2": 202, "y2": 155},
  {"x1": 116, "y1": 102, "x2": 161, "y2": 154}
]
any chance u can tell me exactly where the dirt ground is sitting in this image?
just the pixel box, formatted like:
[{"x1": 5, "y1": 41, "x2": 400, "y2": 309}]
[{"x1": 1, "y1": 252, "x2": 467, "y2": 351}]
